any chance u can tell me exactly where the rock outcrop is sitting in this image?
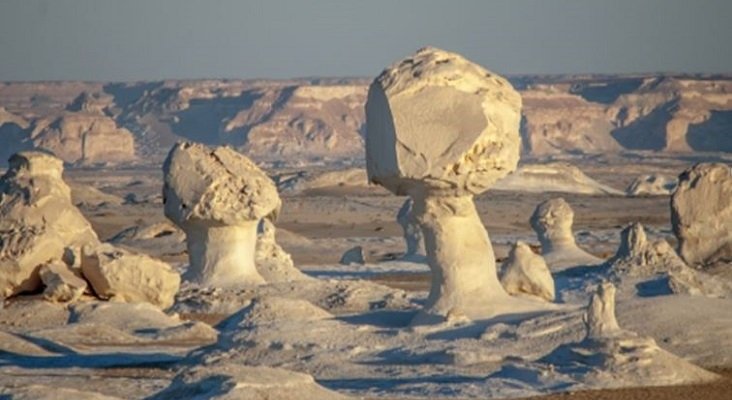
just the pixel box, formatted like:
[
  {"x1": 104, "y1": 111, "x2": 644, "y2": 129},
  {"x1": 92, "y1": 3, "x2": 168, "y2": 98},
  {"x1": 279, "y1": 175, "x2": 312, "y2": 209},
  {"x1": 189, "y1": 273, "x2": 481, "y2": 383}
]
[
  {"x1": 671, "y1": 163, "x2": 732, "y2": 267},
  {"x1": 500, "y1": 242, "x2": 555, "y2": 302},
  {"x1": 0, "y1": 152, "x2": 98, "y2": 298},
  {"x1": 626, "y1": 174, "x2": 678, "y2": 196},
  {"x1": 39, "y1": 260, "x2": 88, "y2": 303},
  {"x1": 255, "y1": 218, "x2": 310, "y2": 282},
  {"x1": 81, "y1": 243, "x2": 180, "y2": 309},
  {"x1": 163, "y1": 142, "x2": 281, "y2": 287},
  {"x1": 530, "y1": 198, "x2": 602, "y2": 270},
  {"x1": 495, "y1": 163, "x2": 623, "y2": 195},
  {"x1": 397, "y1": 198, "x2": 424, "y2": 257},
  {"x1": 366, "y1": 47, "x2": 543, "y2": 323}
]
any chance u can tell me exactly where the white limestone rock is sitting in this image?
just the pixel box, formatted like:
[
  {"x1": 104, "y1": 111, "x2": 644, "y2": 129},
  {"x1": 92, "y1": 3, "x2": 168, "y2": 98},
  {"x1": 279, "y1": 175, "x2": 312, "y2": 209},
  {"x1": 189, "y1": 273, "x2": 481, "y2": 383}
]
[
  {"x1": 81, "y1": 243, "x2": 180, "y2": 309},
  {"x1": 151, "y1": 363, "x2": 349, "y2": 400},
  {"x1": 530, "y1": 198, "x2": 602, "y2": 270},
  {"x1": 0, "y1": 151, "x2": 99, "y2": 298},
  {"x1": 500, "y1": 242, "x2": 555, "y2": 302},
  {"x1": 163, "y1": 142, "x2": 281, "y2": 287},
  {"x1": 625, "y1": 174, "x2": 678, "y2": 196},
  {"x1": 39, "y1": 260, "x2": 87, "y2": 303},
  {"x1": 255, "y1": 218, "x2": 310, "y2": 282},
  {"x1": 671, "y1": 163, "x2": 732, "y2": 267},
  {"x1": 366, "y1": 47, "x2": 543, "y2": 323},
  {"x1": 397, "y1": 198, "x2": 424, "y2": 257}
]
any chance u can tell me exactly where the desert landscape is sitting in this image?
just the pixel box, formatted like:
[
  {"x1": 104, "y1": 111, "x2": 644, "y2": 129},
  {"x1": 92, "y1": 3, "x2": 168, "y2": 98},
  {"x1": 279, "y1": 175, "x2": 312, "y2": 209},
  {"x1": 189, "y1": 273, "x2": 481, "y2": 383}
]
[{"x1": 0, "y1": 44, "x2": 730, "y2": 400}]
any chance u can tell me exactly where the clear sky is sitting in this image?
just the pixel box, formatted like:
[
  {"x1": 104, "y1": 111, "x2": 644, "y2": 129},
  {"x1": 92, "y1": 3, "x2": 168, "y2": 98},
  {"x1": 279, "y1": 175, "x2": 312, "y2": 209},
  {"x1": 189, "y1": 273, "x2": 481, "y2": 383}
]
[{"x1": 0, "y1": 0, "x2": 730, "y2": 81}]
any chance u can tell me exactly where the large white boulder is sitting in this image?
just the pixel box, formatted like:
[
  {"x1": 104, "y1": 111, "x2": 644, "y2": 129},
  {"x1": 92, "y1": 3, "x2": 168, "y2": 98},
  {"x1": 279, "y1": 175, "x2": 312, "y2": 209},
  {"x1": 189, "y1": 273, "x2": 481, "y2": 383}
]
[
  {"x1": 671, "y1": 163, "x2": 732, "y2": 267},
  {"x1": 81, "y1": 243, "x2": 180, "y2": 309},
  {"x1": 39, "y1": 260, "x2": 87, "y2": 303},
  {"x1": 499, "y1": 242, "x2": 555, "y2": 302},
  {"x1": 0, "y1": 152, "x2": 98, "y2": 298}
]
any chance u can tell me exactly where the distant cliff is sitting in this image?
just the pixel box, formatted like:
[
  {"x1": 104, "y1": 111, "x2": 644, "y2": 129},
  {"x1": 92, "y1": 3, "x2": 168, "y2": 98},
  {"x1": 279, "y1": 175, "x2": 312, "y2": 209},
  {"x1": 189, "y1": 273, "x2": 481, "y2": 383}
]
[{"x1": 0, "y1": 74, "x2": 730, "y2": 166}]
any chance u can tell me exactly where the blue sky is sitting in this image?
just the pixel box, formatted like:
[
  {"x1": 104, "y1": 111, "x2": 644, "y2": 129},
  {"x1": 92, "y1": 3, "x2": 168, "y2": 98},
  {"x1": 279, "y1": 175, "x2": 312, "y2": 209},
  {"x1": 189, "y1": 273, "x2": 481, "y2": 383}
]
[{"x1": 1, "y1": 0, "x2": 730, "y2": 81}]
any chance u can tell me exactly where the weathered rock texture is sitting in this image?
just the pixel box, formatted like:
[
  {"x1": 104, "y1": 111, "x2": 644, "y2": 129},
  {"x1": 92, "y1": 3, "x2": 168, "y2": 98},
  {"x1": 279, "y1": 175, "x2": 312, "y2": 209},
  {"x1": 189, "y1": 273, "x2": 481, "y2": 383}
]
[
  {"x1": 339, "y1": 246, "x2": 366, "y2": 265},
  {"x1": 255, "y1": 218, "x2": 309, "y2": 282},
  {"x1": 500, "y1": 242, "x2": 555, "y2": 302},
  {"x1": 530, "y1": 198, "x2": 602, "y2": 270},
  {"x1": 163, "y1": 142, "x2": 281, "y2": 287},
  {"x1": 81, "y1": 243, "x2": 180, "y2": 309},
  {"x1": 0, "y1": 152, "x2": 98, "y2": 298},
  {"x1": 625, "y1": 174, "x2": 678, "y2": 196},
  {"x1": 495, "y1": 163, "x2": 623, "y2": 195},
  {"x1": 366, "y1": 47, "x2": 535, "y2": 322},
  {"x1": 39, "y1": 260, "x2": 87, "y2": 303},
  {"x1": 397, "y1": 198, "x2": 424, "y2": 257},
  {"x1": 671, "y1": 163, "x2": 732, "y2": 267}
]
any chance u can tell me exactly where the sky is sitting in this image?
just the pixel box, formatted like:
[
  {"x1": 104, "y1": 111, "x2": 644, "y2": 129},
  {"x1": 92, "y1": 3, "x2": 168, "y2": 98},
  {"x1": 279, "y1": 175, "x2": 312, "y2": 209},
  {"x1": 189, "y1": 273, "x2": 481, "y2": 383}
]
[{"x1": 0, "y1": 0, "x2": 730, "y2": 81}]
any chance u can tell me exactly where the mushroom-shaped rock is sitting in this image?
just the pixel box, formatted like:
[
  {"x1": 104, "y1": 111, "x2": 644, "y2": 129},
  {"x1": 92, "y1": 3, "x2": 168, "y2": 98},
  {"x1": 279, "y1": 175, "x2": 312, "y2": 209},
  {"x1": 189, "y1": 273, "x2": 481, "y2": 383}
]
[
  {"x1": 397, "y1": 198, "x2": 424, "y2": 257},
  {"x1": 0, "y1": 151, "x2": 99, "y2": 298},
  {"x1": 163, "y1": 142, "x2": 281, "y2": 287},
  {"x1": 366, "y1": 47, "x2": 538, "y2": 322},
  {"x1": 530, "y1": 198, "x2": 602, "y2": 270},
  {"x1": 499, "y1": 242, "x2": 555, "y2": 302},
  {"x1": 81, "y1": 243, "x2": 180, "y2": 309},
  {"x1": 671, "y1": 163, "x2": 732, "y2": 267}
]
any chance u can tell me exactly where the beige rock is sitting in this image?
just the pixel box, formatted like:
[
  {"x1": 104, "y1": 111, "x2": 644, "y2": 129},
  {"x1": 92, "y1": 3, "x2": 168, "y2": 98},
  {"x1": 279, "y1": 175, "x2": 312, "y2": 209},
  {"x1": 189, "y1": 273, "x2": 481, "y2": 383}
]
[
  {"x1": 366, "y1": 47, "x2": 539, "y2": 322},
  {"x1": 255, "y1": 218, "x2": 309, "y2": 282},
  {"x1": 530, "y1": 198, "x2": 602, "y2": 270},
  {"x1": 39, "y1": 260, "x2": 87, "y2": 303},
  {"x1": 671, "y1": 163, "x2": 732, "y2": 266},
  {"x1": 0, "y1": 151, "x2": 98, "y2": 298},
  {"x1": 81, "y1": 243, "x2": 180, "y2": 308},
  {"x1": 625, "y1": 174, "x2": 677, "y2": 196},
  {"x1": 496, "y1": 163, "x2": 623, "y2": 195},
  {"x1": 397, "y1": 198, "x2": 424, "y2": 257},
  {"x1": 500, "y1": 242, "x2": 555, "y2": 302},
  {"x1": 163, "y1": 142, "x2": 280, "y2": 287},
  {"x1": 339, "y1": 246, "x2": 366, "y2": 265}
]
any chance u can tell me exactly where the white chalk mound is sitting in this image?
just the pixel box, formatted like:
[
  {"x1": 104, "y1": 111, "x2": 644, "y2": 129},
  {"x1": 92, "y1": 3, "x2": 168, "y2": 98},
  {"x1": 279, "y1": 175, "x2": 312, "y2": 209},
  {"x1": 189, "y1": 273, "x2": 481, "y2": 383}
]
[
  {"x1": 532, "y1": 282, "x2": 719, "y2": 388},
  {"x1": 163, "y1": 142, "x2": 281, "y2": 287},
  {"x1": 495, "y1": 162, "x2": 623, "y2": 195},
  {"x1": 500, "y1": 242, "x2": 555, "y2": 302},
  {"x1": 81, "y1": 243, "x2": 180, "y2": 309},
  {"x1": 671, "y1": 163, "x2": 732, "y2": 267},
  {"x1": 530, "y1": 198, "x2": 602, "y2": 270},
  {"x1": 255, "y1": 218, "x2": 310, "y2": 282},
  {"x1": 625, "y1": 174, "x2": 677, "y2": 196},
  {"x1": 39, "y1": 260, "x2": 87, "y2": 303},
  {"x1": 366, "y1": 47, "x2": 546, "y2": 323},
  {"x1": 0, "y1": 151, "x2": 99, "y2": 298},
  {"x1": 151, "y1": 363, "x2": 349, "y2": 400}
]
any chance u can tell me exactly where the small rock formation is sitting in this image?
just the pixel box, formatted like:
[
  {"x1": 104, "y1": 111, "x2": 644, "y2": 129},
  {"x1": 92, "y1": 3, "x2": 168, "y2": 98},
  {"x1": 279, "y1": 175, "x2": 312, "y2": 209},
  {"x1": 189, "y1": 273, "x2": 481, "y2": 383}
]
[
  {"x1": 606, "y1": 223, "x2": 728, "y2": 297},
  {"x1": 163, "y1": 142, "x2": 281, "y2": 287},
  {"x1": 495, "y1": 163, "x2": 624, "y2": 195},
  {"x1": 81, "y1": 243, "x2": 180, "y2": 309},
  {"x1": 530, "y1": 198, "x2": 602, "y2": 270},
  {"x1": 539, "y1": 281, "x2": 719, "y2": 387},
  {"x1": 0, "y1": 152, "x2": 99, "y2": 298},
  {"x1": 366, "y1": 47, "x2": 535, "y2": 322},
  {"x1": 151, "y1": 363, "x2": 349, "y2": 400},
  {"x1": 339, "y1": 246, "x2": 366, "y2": 265},
  {"x1": 625, "y1": 174, "x2": 678, "y2": 196},
  {"x1": 39, "y1": 260, "x2": 87, "y2": 303},
  {"x1": 671, "y1": 163, "x2": 732, "y2": 267},
  {"x1": 499, "y1": 242, "x2": 555, "y2": 302},
  {"x1": 255, "y1": 218, "x2": 310, "y2": 282},
  {"x1": 397, "y1": 198, "x2": 424, "y2": 257}
]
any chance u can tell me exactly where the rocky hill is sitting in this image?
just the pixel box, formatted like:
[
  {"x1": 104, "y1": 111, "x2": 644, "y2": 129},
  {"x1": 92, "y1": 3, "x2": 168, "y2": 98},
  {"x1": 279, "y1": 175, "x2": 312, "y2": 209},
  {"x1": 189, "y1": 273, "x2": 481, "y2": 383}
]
[{"x1": 0, "y1": 74, "x2": 730, "y2": 166}]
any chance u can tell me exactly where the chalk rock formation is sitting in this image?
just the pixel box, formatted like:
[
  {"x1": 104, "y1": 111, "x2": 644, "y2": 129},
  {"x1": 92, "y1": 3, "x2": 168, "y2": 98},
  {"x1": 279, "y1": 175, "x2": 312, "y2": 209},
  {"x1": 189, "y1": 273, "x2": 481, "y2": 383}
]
[
  {"x1": 39, "y1": 260, "x2": 87, "y2": 303},
  {"x1": 255, "y1": 218, "x2": 310, "y2": 282},
  {"x1": 500, "y1": 242, "x2": 555, "y2": 302},
  {"x1": 0, "y1": 152, "x2": 98, "y2": 298},
  {"x1": 606, "y1": 223, "x2": 729, "y2": 297},
  {"x1": 339, "y1": 246, "x2": 366, "y2": 265},
  {"x1": 539, "y1": 281, "x2": 719, "y2": 388},
  {"x1": 366, "y1": 47, "x2": 534, "y2": 322},
  {"x1": 151, "y1": 363, "x2": 349, "y2": 400},
  {"x1": 397, "y1": 198, "x2": 424, "y2": 257},
  {"x1": 495, "y1": 163, "x2": 623, "y2": 195},
  {"x1": 530, "y1": 198, "x2": 602, "y2": 270},
  {"x1": 163, "y1": 142, "x2": 280, "y2": 287},
  {"x1": 625, "y1": 174, "x2": 678, "y2": 196},
  {"x1": 671, "y1": 163, "x2": 732, "y2": 267},
  {"x1": 81, "y1": 243, "x2": 180, "y2": 308}
]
